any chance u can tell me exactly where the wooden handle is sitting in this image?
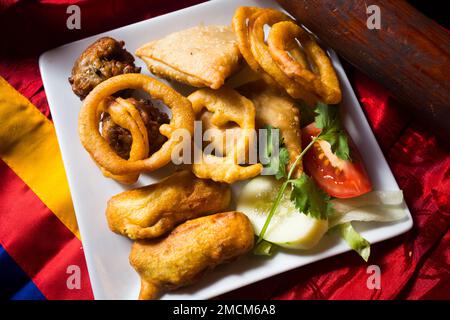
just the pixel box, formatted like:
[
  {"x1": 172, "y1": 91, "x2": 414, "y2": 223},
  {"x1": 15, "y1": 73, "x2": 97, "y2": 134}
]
[{"x1": 277, "y1": 0, "x2": 450, "y2": 141}]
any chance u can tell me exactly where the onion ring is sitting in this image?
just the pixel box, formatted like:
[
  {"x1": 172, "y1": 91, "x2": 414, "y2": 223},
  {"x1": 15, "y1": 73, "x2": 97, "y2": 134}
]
[
  {"x1": 188, "y1": 87, "x2": 262, "y2": 184},
  {"x1": 268, "y1": 21, "x2": 342, "y2": 104},
  {"x1": 100, "y1": 97, "x2": 149, "y2": 184},
  {"x1": 79, "y1": 74, "x2": 194, "y2": 176},
  {"x1": 232, "y1": 6, "x2": 275, "y2": 86},
  {"x1": 232, "y1": 7, "x2": 341, "y2": 105},
  {"x1": 248, "y1": 9, "x2": 319, "y2": 106}
]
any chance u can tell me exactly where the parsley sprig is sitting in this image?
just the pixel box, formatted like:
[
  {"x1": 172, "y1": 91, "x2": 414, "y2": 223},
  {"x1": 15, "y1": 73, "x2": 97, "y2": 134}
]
[
  {"x1": 257, "y1": 103, "x2": 350, "y2": 244},
  {"x1": 315, "y1": 102, "x2": 350, "y2": 161}
]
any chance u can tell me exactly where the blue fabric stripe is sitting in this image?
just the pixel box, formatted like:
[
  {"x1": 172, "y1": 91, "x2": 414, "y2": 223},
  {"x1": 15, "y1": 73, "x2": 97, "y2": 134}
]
[{"x1": 0, "y1": 245, "x2": 45, "y2": 300}]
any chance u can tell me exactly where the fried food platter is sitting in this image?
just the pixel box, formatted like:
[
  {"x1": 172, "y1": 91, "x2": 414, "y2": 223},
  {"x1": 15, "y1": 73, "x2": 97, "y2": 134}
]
[{"x1": 39, "y1": 0, "x2": 412, "y2": 300}]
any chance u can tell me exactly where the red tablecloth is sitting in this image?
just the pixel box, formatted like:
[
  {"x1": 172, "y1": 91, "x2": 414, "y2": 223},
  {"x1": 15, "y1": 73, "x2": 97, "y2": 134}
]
[{"x1": 0, "y1": 0, "x2": 448, "y2": 300}]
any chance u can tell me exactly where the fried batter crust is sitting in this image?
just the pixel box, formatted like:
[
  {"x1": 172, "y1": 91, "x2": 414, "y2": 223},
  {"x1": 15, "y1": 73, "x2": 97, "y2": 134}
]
[
  {"x1": 130, "y1": 211, "x2": 254, "y2": 300},
  {"x1": 136, "y1": 26, "x2": 242, "y2": 89},
  {"x1": 101, "y1": 98, "x2": 169, "y2": 159},
  {"x1": 239, "y1": 81, "x2": 303, "y2": 177},
  {"x1": 106, "y1": 170, "x2": 231, "y2": 239},
  {"x1": 69, "y1": 37, "x2": 140, "y2": 99},
  {"x1": 188, "y1": 87, "x2": 263, "y2": 183},
  {"x1": 78, "y1": 74, "x2": 195, "y2": 175}
]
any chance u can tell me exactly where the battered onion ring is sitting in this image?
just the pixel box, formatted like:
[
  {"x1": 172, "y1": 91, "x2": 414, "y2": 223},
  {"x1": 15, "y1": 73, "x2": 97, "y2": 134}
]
[
  {"x1": 79, "y1": 74, "x2": 194, "y2": 175},
  {"x1": 248, "y1": 9, "x2": 319, "y2": 106},
  {"x1": 188, "y1": 87, "x2": 262, "y2": 184},
  {"x1": 100, "y1": 97, "x2": 149, "y2": 184},
  {"x1": 268, "y1": 21, "x2": 342, "y2": 104}
]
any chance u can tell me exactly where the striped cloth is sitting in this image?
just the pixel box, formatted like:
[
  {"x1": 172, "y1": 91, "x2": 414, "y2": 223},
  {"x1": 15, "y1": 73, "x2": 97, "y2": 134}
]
[{"x1": 0, "y1": 76, "x2": 92, "y2": 299}]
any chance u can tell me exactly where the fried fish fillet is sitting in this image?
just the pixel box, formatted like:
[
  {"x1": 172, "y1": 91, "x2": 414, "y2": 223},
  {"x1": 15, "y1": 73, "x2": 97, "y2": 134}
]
[
  {"x1": 135, "y1": 25, "x2": 242, "y2": 89},
  {"x1": 130, "y1": 211, "x2": 254, "y2": 300},
  {"x1": 106, "y1": 170, "x2": 231, "y2": 239},
  {"x1": 239, "y1": 81, "x2": 303, "y2": 177}
]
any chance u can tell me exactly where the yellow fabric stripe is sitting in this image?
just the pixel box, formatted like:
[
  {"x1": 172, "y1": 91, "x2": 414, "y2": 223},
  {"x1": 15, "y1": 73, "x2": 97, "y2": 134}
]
[{"x1": 0, "y1": 77, "x2": 80, "y2": 239}]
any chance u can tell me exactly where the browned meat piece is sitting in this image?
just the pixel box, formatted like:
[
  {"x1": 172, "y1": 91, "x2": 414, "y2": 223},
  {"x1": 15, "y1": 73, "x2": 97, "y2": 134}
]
[
  {"x1": 69, "y1": 37, "x2": 141, "y2": 99},
  {"x1": 106, "y1": 170, "x2": 231, "y2": 240},
  {"x1": 130, "y1": 211, "x2": 254, "y2": 299},
  {"x1": 101, "y1": 97, "x2": 169, "y2": 159}
]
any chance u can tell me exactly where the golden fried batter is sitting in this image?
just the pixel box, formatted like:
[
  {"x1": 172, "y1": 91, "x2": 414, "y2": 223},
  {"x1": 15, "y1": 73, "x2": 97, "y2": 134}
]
[
  {"x1": 198, "y1": 110, "x2": 243, "y2": 157},
  {"x1": 188, "y1": 87, "x2": 263, "y2": 183},
  {"x1": 239, "y1": 81, "x2": 303, "y2": 177},
  {"x1": 78, "y1": 74, "x2": 195, "y2": 177},
  {"x1": 136, "y1": 25, "x2": 242, "y2": 89},
  {"x1": 101, "y1": 97, "x2": 169, "y2": 160},
  {"x1": 130, "y1": 211, "x2": 254, "y2": 300},
  {"x1": 106, "y1": 170, "x2": 231, "y2": 239},
  {"x1": 98, "y1": 97, "x2": 150, "y2": 184}
]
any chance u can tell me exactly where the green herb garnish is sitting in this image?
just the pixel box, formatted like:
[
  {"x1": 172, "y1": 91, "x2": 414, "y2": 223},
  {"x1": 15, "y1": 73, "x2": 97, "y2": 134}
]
[
  {"x1": 257, "y1": 103, "x2": 349, "y2": 244},
  {"x1": 335, "y1": 222, "x2": 371, "y2": 262},
  {"x1": 315, "y1": 102, "x2": 350, "y2": 161},
  {"x1": 254, "y1": 240, "x2": 277, "y2": 256},
  {"x1": 290, "y1": 174, "x2": 333, "y2": 220},
  {"x1": 262, "y1": 125, "x2": 289, "y2": 180}
]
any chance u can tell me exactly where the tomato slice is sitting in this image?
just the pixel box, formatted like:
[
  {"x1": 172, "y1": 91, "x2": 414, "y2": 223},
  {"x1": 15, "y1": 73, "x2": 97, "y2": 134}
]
[{"x1": 302, "y1": 123, "x2": 372, "y2": 198}]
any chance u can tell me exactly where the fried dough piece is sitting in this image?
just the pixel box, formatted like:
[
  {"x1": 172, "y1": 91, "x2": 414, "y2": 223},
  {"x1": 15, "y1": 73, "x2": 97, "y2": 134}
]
[
  {"x1": 135, "y1": 25, "x2": 242, "y2": 89},
  {"x1": 188, "y1": 87, "x2": 263, "y2": 183},
  {"x1": 199, "y1": 110, "x2": 245, "y2": 158},
  {"x1": 130, "y1": 211, "x2": 254, "y2": 300},
  {"x1": 106, "y1": 170, "x2": 230, "y2": 239},
  {"x1": 239, "y1": 81, "x2": 303, "y2": 177}
]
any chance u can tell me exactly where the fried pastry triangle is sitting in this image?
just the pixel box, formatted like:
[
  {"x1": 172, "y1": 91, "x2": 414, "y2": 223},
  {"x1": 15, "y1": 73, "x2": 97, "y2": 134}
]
[{"x1": 136, "y1": 25, "x2": 242, "y2": 89}]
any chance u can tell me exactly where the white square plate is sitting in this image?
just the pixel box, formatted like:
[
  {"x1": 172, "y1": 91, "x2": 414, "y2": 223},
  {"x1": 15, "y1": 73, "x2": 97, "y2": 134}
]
[{"x1": 39, "y1": 0, "x2": 412, "y2": 300}]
